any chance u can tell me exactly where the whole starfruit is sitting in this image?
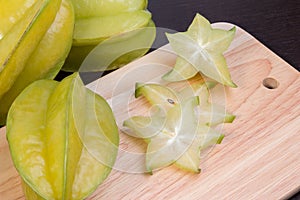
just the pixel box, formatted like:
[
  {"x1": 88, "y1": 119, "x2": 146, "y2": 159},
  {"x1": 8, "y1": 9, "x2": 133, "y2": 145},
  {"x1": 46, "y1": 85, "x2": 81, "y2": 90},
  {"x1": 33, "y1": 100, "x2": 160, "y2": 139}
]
[
  {"x1": 7, "y1": 73, "x2": 119, "y2": 199},
  {"x1": 62, "y1": 0, "x2": 156, "y2": 72},
  {"x1": 0, "y1": 0, "x2": 74, "y2": 125}
]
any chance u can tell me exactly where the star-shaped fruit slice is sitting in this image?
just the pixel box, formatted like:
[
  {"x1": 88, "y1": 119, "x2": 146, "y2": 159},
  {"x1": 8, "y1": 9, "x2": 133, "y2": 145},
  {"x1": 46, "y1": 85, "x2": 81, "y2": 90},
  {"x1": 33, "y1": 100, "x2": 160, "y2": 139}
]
[
  {"x1": 124, "y1": 96, "x2": 225, "y2": 173},
  {"x1": 124, "y1": 96, "x2": 200, "y2": 173},
  {"x1": 123, "y1": 82, "x2": 234, "y2": 173},
  {"x1": 162, "y1": 13, "x2": 236, "y2": 87},
  {"x1": 134, "y1": 82, "x2": 235, "y2": 126},
  {"x1": 174, "y1": 125, "x2": 224, "y2": 173}
]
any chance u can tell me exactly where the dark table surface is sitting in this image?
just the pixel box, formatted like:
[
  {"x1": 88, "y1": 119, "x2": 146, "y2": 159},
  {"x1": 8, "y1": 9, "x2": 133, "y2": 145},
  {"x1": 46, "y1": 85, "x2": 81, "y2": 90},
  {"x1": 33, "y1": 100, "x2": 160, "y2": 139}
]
[
  {"x1": 148, "y1": 0, "x2": 299, "y2": 199},
  {"x1": 148, "y1": 0, "x2": 300, "y2": 72}
]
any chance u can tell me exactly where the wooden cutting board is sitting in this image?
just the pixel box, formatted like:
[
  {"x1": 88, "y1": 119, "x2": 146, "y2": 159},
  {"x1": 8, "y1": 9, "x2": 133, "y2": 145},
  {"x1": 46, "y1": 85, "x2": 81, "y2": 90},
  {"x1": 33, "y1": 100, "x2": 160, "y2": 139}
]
[{"x1": 0, "y1": 23, "x2": 299, "y2": 199}]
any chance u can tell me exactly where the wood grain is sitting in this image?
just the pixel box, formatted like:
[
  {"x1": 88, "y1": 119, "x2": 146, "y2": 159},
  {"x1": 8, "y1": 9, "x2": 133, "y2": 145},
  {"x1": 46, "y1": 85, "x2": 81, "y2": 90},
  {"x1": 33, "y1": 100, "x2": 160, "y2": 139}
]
[{"x1": 0, "y1": 23, "x2": 299, "y2": 199}]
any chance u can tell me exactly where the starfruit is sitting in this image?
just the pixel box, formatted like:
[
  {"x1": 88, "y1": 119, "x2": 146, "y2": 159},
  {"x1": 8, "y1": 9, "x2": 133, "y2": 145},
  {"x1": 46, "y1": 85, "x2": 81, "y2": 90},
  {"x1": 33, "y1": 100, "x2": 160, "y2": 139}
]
[
  {"x1": 134, "y1": 82, "x2": 235, "y2": 126},
  {"x1": 62, "y1": 0, "x2": 156, "y2": 72},
  {"x1": 0, "y1": 0, "x2": 74, "y2": 125},
  {"x1": 163, "y1": 13, "x2": 236, "y2": 87},
  {"x1": 7, "y1": 73, "x2": 119, "y2": 199},
  {"x1": 71, "y1": 0, "x2": 147, "y2": 18},
  {"x1": 124, "y1": 82, "x2": 234, "y2": 173}
]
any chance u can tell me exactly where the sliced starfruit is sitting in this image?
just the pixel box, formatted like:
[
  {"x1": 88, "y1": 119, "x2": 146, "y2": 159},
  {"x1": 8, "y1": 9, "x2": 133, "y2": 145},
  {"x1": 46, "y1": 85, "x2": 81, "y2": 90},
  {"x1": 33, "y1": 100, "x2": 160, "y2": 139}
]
[
  {"x1": 163, "y1": 13, "x2": 237, "y2": 87},
  {"x1": 7, "y1": 73, "x2": 119, "y2": 199},
  {"x1": 0, "y1": 0, "x2": 74, "y2": 125},
  {"x1": 134, "y1": 82, "x2": 235, "y2": 126},
  {"x1": 64, "y1": 20, "x2": 156, "y2": 72},
  {"x1": 124, "y1": 82, "x2": 234, "y2": 173},
  {"x1": 124, "y1": 96, "x2": 200, "y2": 173},
  {"x1": 135, "y1": 82, "x2": 180, "y2": 109},
  {"x1": 124, "y1": 96, "x2": 225, "y2": 173},
  {"x1": 71, "y1": 0, "x2": 147, "y2": 18},
  {"x1": 174, "y1": 125, "x2": 224, "y2": 173},
  {"x1": 178, "y1": 82, "x2": 235, "y2": 126},
  {"x1": 162, "y1": 56, "x2": 198, "y2": 82},
  {"x1": 123, "y1": 113, "x2": 165, "y2": 140}
]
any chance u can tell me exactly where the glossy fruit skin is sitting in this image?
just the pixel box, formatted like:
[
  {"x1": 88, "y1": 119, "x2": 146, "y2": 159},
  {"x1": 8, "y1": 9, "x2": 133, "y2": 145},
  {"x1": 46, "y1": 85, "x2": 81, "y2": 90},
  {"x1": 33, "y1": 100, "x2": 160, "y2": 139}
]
[
  {"x1": 62, "y1": 0, "x2": 155, "y2": 72},
  {"x1": 7, "y1": 73, "x2": 119, "y2": 199},
  {"x1": 0, "y1": 0, "x2": 74, "y2": 125},
  {"x1": 71, "y1": 0, "x2": 147, "y2": 18},
  {"x1": 63, "y1": 20, "x2": 156, "y2": 72}
]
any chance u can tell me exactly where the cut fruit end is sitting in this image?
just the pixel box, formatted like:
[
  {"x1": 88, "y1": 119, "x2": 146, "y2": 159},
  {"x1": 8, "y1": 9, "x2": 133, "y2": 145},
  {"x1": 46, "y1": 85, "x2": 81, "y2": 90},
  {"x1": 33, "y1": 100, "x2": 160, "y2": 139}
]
[
  {"x1": 175, "y1": 161, "x2": 202, "y2": 173},
  {"x1": 162, "y1": 69, "x2": 195, "y2": 82},
  {"x1": 135, "y1": 82, "x2": 144, "y2": 98},
  {"x1": 227, "y1": 81, "x2": 238, "y2": 88},
  {"x1": 225, "y1": 114, "x2": 236, "y2": 123},
  {"x1": 217, "y1": 134, "x2": 225, "y2": 144},
  {"x1": 205, "y1": 81, "x2": 218, "y2": 89}
]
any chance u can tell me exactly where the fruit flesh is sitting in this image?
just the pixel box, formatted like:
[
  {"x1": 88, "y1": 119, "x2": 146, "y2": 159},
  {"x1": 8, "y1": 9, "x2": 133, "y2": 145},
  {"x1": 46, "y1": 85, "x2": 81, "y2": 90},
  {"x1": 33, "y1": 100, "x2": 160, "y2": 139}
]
[
  {"x1": 134, "y1": 82, "x2": 234, "y2": 126},
  {"x1": 162, "y1": 56, "x2": 198, "y2": 81},
  {"x1": 124, "y1": 82, "x2": 235, "y2": 173},
  {"x1": 0, "y1": 0, "x2": 74, "y2": 125},
  {"x1": 163, "y1": 14, "x2": 236, "y2": 87},
  {"x1": 135, "y1": 82, "x2": 180, "y2": 109},
  {"x1": 7, "y1": 73, "x2": 119, "y2": 199},
  {"x1": 174, "y1": 125, "x2": 224, "y2": 172}
]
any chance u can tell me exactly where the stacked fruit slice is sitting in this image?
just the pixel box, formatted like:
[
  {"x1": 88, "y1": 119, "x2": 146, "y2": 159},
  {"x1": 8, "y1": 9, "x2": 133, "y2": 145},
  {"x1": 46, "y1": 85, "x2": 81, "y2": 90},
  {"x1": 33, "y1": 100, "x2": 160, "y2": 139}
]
[
  {"x1": 0, "y1": 0, "x2": 74, "y2": 125},
  {"x1": 124, "y1": 82, "x2": 235, "y2": 173},
  {"x1": 63, "y1": 0, "x2": 156, "y2": 72},
  {"x1": 123, "y1": 14, "x2": 237, "y2": 173},
  {"x1": 7, "y1": 73, "x2": 119, "y2": 199}
]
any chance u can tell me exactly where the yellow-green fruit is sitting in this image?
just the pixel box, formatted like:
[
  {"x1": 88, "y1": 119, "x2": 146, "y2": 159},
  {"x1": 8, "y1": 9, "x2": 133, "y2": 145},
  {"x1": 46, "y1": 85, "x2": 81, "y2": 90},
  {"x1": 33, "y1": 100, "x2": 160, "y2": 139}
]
[
  {"x1": 63, "y1": 20, "x2": 156, "y2": 72},
  {"x1": 7, "y1": 73, "x2": 119, "y2": 199},
  {"x1": 71, "y1": 0, "x2": 147, "y2": 18},
  {"x1": 73, "y1": 10, "x2": 152, "y2": 45},
  {"x1": 0, "y1": 0, "x2": 74, "y2": 125},
  {"x1": 62, "y1": 0, "x2": 155, "y2": 72}
]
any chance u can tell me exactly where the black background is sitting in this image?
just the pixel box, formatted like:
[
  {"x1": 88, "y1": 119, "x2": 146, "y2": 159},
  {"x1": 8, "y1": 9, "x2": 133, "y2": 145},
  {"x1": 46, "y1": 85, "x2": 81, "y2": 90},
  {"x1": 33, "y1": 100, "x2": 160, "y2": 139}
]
[
  {"x1": 148, "y1": 0, "x2": 300, "y2": 71},
  {"x1": 148, "y1": 1, "x2": 300, "y2": 199}
]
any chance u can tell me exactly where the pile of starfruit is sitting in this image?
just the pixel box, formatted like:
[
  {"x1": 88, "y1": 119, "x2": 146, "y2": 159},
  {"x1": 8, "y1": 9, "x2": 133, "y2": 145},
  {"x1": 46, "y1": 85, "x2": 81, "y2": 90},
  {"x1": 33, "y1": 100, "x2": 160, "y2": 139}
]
[
  {"x1": 0, "y1": 0, "x2": 155, "y2": 125},
  {"x1": 0, "y1": 0, "x2": 156, "y2": 199}
]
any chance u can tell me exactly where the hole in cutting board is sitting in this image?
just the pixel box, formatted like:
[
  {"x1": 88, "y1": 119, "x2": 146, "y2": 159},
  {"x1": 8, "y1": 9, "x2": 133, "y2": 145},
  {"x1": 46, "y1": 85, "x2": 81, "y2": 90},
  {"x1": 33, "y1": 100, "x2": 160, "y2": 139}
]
[{"x1": 263, "y1": 77, "x2": 279, "y2": 89}]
